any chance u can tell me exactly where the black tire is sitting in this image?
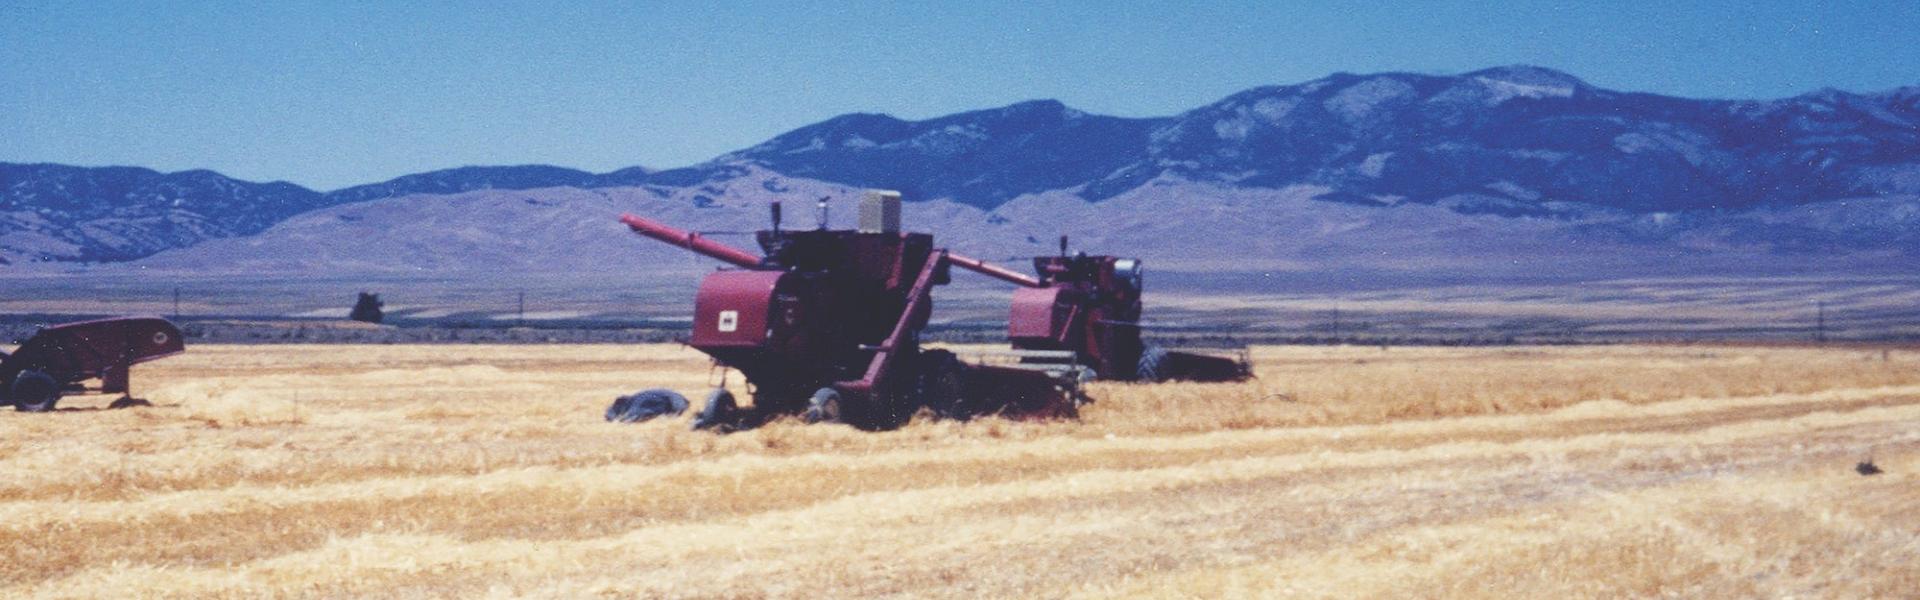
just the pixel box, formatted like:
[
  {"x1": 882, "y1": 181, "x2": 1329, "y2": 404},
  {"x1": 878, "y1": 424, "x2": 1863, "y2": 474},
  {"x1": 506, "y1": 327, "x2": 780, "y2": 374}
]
[
  {"x1": 917, "y1": 350, "x2": 969, "y2": 420},
  {"x1": 12, "y1": 370, "x2": 60, "y2": 413},
  {"x1": 1136, "y1": 345, "x2": 1169, "y2": 383},
  {"x1": 803, "y1": 387, "x2": 842, "y2": 424},
  {"x1": 692, "y1": 389, "x2": 737, "y2": 430}
]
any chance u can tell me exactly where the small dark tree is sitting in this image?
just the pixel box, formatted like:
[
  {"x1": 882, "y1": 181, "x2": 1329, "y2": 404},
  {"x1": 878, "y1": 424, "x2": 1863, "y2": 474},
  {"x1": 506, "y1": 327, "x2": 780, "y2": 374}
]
[{"x1": 349, "y1": 292, "x2": 384, "y2": 324}]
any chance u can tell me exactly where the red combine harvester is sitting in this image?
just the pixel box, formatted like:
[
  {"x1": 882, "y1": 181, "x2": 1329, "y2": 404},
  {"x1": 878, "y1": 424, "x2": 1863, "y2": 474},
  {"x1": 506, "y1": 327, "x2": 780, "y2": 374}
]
[
  {"x1": 976, "y1": 238, "x2": 1253, "y2": 383},
  {"x1": 1, "y1": 316, "x2": 186, "y2": 412},
  {"x1": 621, "y1": 191, "x2": 1086, "y2": 431}
]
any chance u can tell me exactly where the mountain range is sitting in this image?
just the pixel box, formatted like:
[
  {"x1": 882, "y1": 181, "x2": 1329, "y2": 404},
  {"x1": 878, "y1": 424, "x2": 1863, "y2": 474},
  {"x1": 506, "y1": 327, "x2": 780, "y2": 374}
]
[{"x1": 3, "y1": 65, "x2": 1916, "y2": 270}]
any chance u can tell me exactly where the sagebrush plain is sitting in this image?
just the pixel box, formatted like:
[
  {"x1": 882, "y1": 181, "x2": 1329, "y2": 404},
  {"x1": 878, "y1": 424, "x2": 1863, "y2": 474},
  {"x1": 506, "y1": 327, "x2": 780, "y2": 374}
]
[{"x1": 2, "y1": 343, "x2": 1916, "y2": 598}]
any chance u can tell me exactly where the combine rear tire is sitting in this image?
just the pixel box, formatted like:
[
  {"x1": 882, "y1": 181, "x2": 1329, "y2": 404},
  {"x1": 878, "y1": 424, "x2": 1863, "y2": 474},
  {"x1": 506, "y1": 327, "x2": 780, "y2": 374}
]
[
  {"x1": 1136, "y1": 345, "x2": 1169, "y2": 383},
  {"x1": 803, "y1": 387, "x2": 842, "y2": 424},
  {"x1": 692, "y1": 389, "x2": 737, "y2": 431},
  {"x1": 11, "y1": 370, "x2": 59, "y2": 413}
]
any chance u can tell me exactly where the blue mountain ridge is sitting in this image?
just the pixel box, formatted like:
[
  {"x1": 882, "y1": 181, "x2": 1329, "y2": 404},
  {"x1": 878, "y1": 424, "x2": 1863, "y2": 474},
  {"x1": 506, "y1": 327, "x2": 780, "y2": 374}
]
[{"x1": 3, "y1": 66, "x2": 1916, "y2": 263}]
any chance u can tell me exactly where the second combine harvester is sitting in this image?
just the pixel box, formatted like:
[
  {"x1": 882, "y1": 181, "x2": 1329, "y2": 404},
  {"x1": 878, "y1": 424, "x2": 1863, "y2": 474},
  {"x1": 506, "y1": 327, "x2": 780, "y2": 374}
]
[{"x1": 988, "y1": 238, "x2": 1253, "y2": 384}]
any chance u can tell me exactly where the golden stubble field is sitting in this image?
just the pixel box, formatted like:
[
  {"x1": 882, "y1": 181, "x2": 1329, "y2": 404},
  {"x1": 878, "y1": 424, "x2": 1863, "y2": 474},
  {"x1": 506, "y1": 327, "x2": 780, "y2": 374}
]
[{"x1": 1, "y1": 343, "x2": 1917, "y2": 598}]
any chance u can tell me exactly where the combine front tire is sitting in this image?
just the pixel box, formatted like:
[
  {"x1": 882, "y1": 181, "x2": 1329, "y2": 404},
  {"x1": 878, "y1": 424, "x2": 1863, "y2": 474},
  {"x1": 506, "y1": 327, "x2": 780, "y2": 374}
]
[
  {"x1": 692, "y1": 389, "x2": 737, "y2": 431},
  {"x1": 1136, "y1": 345, "x2": 1169, "y2": 383},
  {"x1": 11, "y1": 370, "x2": 60, "y2": 413}
]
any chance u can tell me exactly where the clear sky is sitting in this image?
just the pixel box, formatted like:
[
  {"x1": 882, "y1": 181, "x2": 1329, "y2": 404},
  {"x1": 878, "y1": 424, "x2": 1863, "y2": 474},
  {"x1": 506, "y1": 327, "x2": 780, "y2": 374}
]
[{"x1": 3, "y1": 1, "x2": 1915, "y2": 190}]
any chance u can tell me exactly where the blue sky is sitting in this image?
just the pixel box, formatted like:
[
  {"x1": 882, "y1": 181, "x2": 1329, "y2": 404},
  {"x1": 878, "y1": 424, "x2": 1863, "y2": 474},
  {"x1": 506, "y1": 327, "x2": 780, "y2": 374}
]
[{"x1": 3, "y1": 1, "x2": 1915, "y2": 190}]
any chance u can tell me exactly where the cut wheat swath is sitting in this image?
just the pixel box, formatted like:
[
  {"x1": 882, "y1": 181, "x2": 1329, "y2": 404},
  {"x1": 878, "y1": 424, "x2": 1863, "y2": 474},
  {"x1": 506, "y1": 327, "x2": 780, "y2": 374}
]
[{"x1": 1, "y1": 343, "x2": 1915, "y2": 598}]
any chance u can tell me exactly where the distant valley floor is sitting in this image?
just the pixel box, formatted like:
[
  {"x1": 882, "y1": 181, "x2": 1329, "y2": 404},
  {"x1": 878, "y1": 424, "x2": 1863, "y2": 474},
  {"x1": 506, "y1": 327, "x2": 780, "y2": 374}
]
[{"x1": 4, "y1": 268, "x2": 1917, "y2": 344}]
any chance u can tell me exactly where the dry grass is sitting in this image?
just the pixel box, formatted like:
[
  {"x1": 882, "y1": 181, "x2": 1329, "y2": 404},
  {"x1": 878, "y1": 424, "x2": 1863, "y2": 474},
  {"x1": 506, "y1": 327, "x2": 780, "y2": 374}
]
[{"x1": 1, "y1": 343, "x2": 1916, "y2": 598}]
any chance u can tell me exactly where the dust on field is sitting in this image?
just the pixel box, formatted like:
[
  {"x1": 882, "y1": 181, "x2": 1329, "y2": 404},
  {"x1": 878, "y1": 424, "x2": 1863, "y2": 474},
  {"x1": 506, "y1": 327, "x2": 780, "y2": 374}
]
[{"x1": 1, "y1": 344, "x2": 1915, "y2": 598}]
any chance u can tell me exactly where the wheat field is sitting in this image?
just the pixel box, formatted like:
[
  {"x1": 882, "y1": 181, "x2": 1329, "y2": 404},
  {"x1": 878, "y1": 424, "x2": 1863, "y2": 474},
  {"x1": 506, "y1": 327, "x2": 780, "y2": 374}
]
[{"x1": 1, "y1": 343, "x2": 1916, "y2": 598}]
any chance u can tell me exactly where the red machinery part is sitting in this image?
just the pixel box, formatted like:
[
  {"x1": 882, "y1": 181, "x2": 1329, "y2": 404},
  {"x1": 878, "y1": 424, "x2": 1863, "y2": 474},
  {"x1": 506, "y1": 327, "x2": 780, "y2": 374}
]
[
  {"x1": 1008, "y1": 286, "x2": 1072, "y2": 343},
  {"x1": 996, "y1": 252, "x2": 1249, "y2": 383},
  {"x1": 2, "y1": 316, "x2": 186, "y2": 410},
  {"x1": 946, "y1": 252, "x2": 1043, "y2": 288},
  {"x1": 4, "y1": 316, "x2": 184, "y2": 382},
  {"x1": 840, "y1": 248, "x2": 948, "y2": 400},
  {"x1": 689, "y1": 270, "x2": 786, "y2": 348},
  {"x1": 1000, "y1": 254, "x2": 1144, "y2": 380},
  {"x1": 619, "y1": 213, "x2": 764, "y2": 269}
]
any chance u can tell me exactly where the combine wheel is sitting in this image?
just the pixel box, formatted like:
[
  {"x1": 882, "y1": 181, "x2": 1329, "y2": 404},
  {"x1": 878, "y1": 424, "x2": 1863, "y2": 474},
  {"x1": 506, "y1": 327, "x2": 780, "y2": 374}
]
[
  {"x1": 691, "y1": 389, "x2": 737, "y2": 431},
  {"x1": 1136, "y1": 345, "x2": 1169, "y2": 383},
  {"x1": 11, "y1": 370, "x2": 60, "y2": 413},
  {"x1": 803, "y1": 387, "x2": 842, "y2": 424}
]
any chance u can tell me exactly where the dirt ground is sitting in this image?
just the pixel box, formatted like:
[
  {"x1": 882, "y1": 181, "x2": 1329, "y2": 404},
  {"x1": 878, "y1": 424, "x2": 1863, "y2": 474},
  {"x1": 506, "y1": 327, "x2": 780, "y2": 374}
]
[{"x1": 2, "y1": 343, "x2": 1916, "y2": 598}]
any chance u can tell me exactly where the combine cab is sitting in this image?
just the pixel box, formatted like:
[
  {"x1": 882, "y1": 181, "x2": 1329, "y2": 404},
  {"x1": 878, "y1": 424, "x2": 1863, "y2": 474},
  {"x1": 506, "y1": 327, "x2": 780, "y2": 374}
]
[{"x1": 1, "y1": 316, "x2": 186, "y2": 412}]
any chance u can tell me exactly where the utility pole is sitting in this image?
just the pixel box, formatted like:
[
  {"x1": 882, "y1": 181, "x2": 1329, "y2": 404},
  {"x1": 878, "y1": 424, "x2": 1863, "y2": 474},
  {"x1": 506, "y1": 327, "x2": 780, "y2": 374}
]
[
  {"x1": 1331, "y1": 305, "x2": 1341, "y2": 341},
  {"x1": 172, "y1": 287, "x2": 181, "y2": 321},
  {"x1": 517, "y1": 290, "x2": 526, "y2": 328},
  {"x1": 1816, "y1": 301, "x2": 1827, "y2": 343},
  {"x1": 1812, "y1": 300, "x2": 1827, "y2": 342}
]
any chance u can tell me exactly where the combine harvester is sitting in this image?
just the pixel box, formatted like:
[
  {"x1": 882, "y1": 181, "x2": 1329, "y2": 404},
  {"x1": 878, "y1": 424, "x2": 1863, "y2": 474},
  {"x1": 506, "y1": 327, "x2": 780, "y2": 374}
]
[
  {"x1": 620, "y1": 191, "x2": 1087, "y2": 431},
  {"x1": 971, "y1": 237, "x2": 1254, "y2": 383},
  {"x1": 0, "y1": 316, "x2": 185, "y2": 412}
]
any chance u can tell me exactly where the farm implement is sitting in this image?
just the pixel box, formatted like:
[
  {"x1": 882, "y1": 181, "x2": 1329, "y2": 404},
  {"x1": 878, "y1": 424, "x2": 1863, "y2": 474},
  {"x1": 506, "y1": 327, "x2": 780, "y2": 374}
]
[
  {"x1": 991, "y1": 238, "x2": 1253, "y2": 383},
  {"x1": 1, "y1": 316, "x2": 185, "y2": 412},
  {"x1": 620, "y1": 191, "x2": 1086, "y2": 431}
]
